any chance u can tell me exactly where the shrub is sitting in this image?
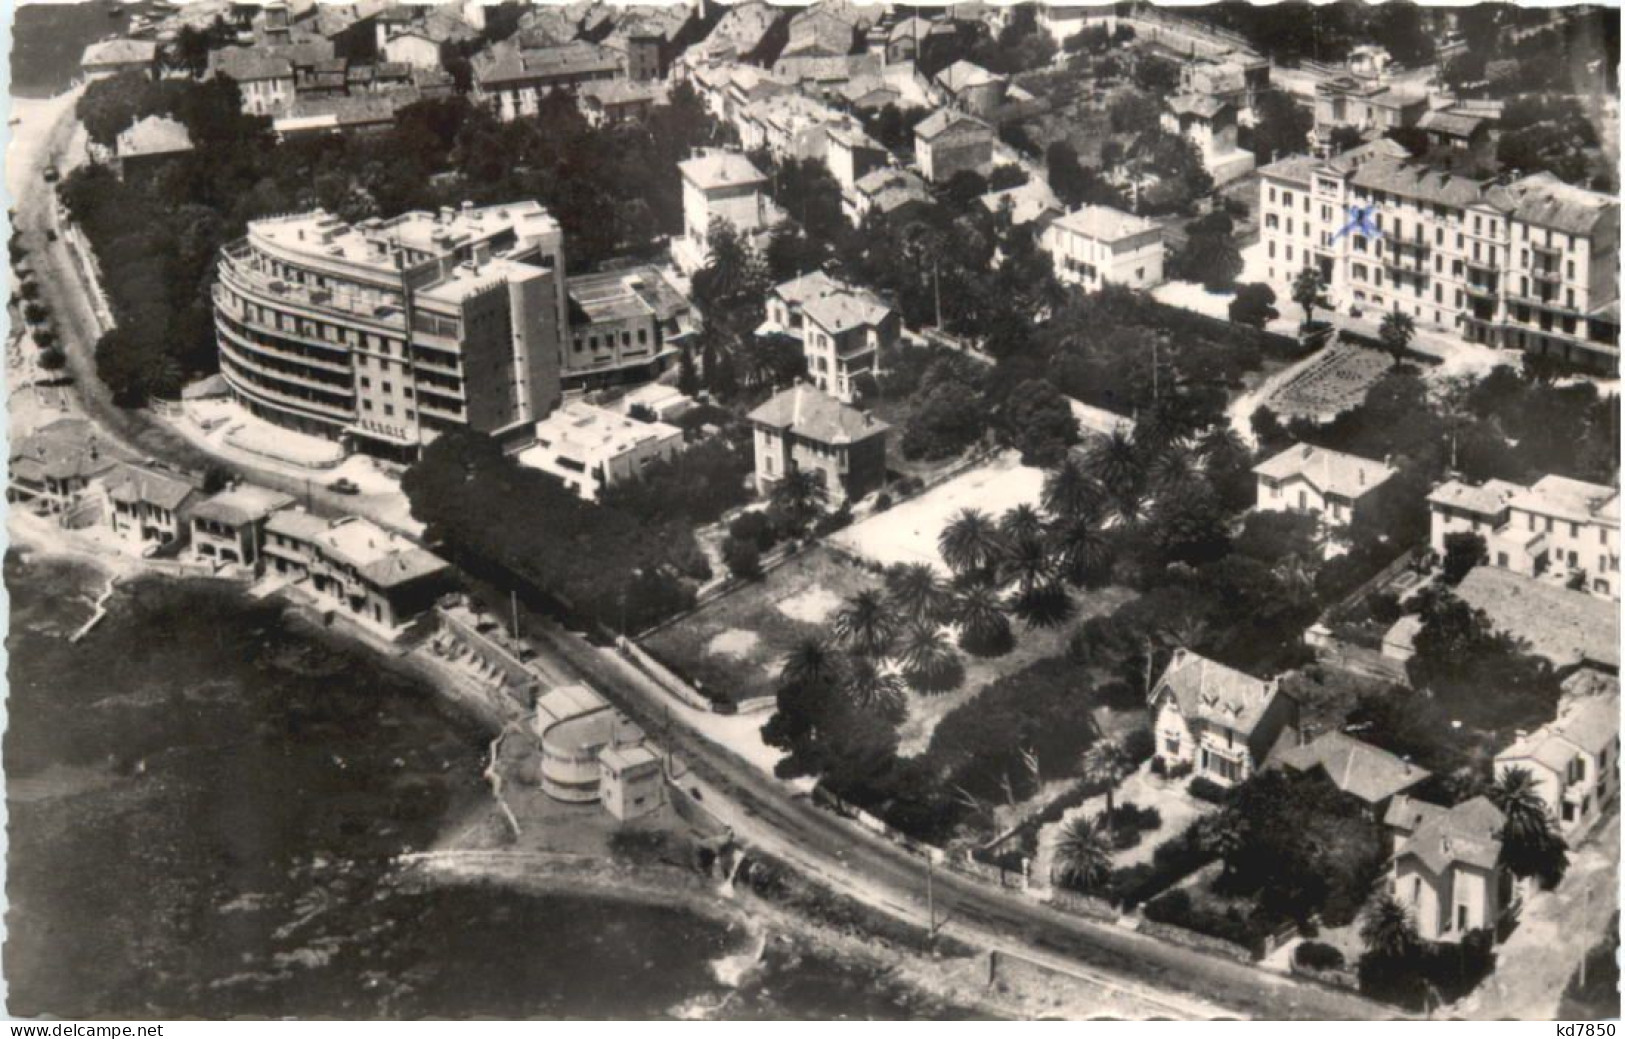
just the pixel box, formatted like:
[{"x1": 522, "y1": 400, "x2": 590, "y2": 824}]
[
  {"x1": 721, "y1": 535, "x2": 762, "y2": 580},
  {"x1": 728, "y1": 509, "x2": 778, "y2": 551},
  {"x1": 37, "y1": 346, "x2": 66, "y2": 371},
  {"x1": 874, "y1": 492, "x2": 893, "y2": 512},
  {"x1": 1295, "y1": 941, "x2": 1346, "y2": 971},
  {"x1": 1365, "y1": 590, "x2": 1403, "y2": 625},
  {"x1": 813, "y1": 504, "x2": 854, "y2": 536},
  {"x1": 1188, "y1": 775, "x2": 1231, "y2": 804},
  {"x1": 22, "y1": 301, "x2": 48, "y2": 325}
]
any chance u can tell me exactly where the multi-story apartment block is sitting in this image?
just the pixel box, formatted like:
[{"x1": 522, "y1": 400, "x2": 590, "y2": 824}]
[
  {"x1": 1040, "y1": 204, "x2": 1165, "y2": 292},
  {"x1": 1427, "y1": 474, "x2": 1620, "y2": 598},
  {"x1": 471, "y1": 39, "x2": 625, "y2": 122},
  {"x1": 213, "y1": 201, "x2": 568, "y2": 460},
  {"x1": 749, "y1": 383, "x2": 889, "y2": 506},
  {"x1": 763, "y1": 271, "x2": 897, "y2": 403},
  {"x1": 824, "y1": 124, "x2": 890, "y2": 199},
  {"x1": 517, "y1": 401, "x2": 686, "y2": 502},
  {"x1": 1257, "y1": 146, "x2": 1620, "y2": 371},
  {"x1": 673, "y1": 149, "x2": 782, "y2": 274}
]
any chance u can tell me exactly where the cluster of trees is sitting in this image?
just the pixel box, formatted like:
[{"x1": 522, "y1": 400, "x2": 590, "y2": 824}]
[
  {"x1": 1403, "y1": 586, "x2": 1563, "y2": 735},
  {"x1": 402, "y1": 428, "x2": 745, "y2": 635},
  {"x1": 1167, "y1": 211, "x2": 1244, "y2": 294},
  {"x1": 64, "y1": 75, "x2": 726, "y2": 405}
]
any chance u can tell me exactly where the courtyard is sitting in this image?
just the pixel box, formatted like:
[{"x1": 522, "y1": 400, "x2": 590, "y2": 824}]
[{"x1": 830, "y1": 450, "x2": 1046, "y2": 573}]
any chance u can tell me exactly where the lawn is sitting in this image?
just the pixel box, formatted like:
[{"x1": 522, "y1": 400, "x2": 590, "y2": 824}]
[
  {"x1": 830, "y1": 450, "x2": 1046, "y2": 573},
  {"x1": 641, "y1": 544, "x2": 882, "y2": 707},
  {"x1": 895, "y1": 584, "x2": 1138, "y2": 757}
]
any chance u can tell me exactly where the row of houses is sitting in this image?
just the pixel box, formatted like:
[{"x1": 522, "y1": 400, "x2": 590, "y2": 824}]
[{"x1": 7, "y1": 418, "x2": 451, "y2": 636}]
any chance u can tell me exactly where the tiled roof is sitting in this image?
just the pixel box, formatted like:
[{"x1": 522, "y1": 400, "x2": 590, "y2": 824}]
[
  {"x1": 1509, "y1": 474, "x2": 1620, "y2": 528},
  {"x1": 82, "y1": 38, "x2": 157, "y2": 68},
  {"x1": 1253, "y1": 443, "x2": 1396, "y2": 501},
  {"x1": 210, "y1": 48, "x2": 295, "y2": 82},
  {"x1": 1050, "y1": 203, "x2": 1159, "y2": 243},
  {"x1": 1506, "y1": 171, "x2": 1618, "y2": 237},
  {"x1": 1273, "y1": 731, "x2": 1429, "y2": 805},
  {"x1": 1256, "y1": 153, "x2": 1320, "y2": 187},
  {"x1": 1418, "y1": 108, "x2": 1488, "y2": 139},
  {"x1": 1427, "y1": 478, "x2": 1522, "y2": 516},
  {"x1": 802, "y1": 285, "x2": 892, "y2": 335},
  {"x1": 679, "y1": 149, "x2": 766, "y2": 190},
  {"x1": 1395, "y1": 796, "x2": 1504, "y2": 874},
  {"x1": 192, "y1": 485, "x2": 295, "y2": 527},
  {"x1": 1499, "y1": 693, "x2": 1620, "y2": 768},
  {"x1": 1351, "y1": 157, "x2": 1512, "y2": 212},
  {"x1": 748, "y1": 384, "x2": 888, "y2": 445},
  {"x1": 1166, "y1": 92, "x2": 1228, "y2": 120},
  {"x1": 1384, "y1": 793, "x2": 1447, "y2": 833},
  {"x1": 116, "y1": 115, "x2": 193, "y2": 159},
  {"x1": 1151, "y1": 648, "x2": 1283, "y2": 737},
  {"x1": 9, "y1": 418, "x2": 116, "y2": 483},
  {"x1": 101, "y1": 462, "x2": 199, "y2": 512},
  {"x1": 473, "y1": 39, "x2": 622, "y2": 87},
  {"x1": 313, "y1": 517, "x2": 449, "y2": 589},
  {"x1": 914, "y1": 107, "x2": 990, "y2": 141},
  {"x1": 889, "y1": 15, "x2": 954, "y2": 42},
  {"x1": 935, "y1": 59, "x2": 1000, "y2": 93},
  {"x1": 264, "y1": 506, "x2": 331, "y2": 542}
]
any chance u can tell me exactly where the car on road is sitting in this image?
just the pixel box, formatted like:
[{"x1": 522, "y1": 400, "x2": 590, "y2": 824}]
[
  {"x1": 328, "y1": 477, "x2": 360, "y2": 495},
  {"x1": 42, "y1": 166, "x2": 59, "y2": 183}
]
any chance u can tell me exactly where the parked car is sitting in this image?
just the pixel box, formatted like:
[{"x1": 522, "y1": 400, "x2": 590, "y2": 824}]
[
  {"x1": 42, "y1": 166, "x2": 59, "y2": 183},
  {"x1": 328, "y1": 477, "x2": 360, "y2": 495}
]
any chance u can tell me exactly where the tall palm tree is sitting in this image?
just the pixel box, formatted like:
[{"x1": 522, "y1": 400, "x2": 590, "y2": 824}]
[
  {"x1": 843, "y1": 656, "x2": 907, "y2": 717},
  {"x1": 1052, "y1": 816, "x2": 1114, "y2": 893},
  {"x1": 951, "y1": 582, "x2": 1013, "y2": 657},
  {"x1": 1359, "y1": 894, "x2": 1420, "y2": 963},
  {"x1": 1042, "y1": 455, "x2": 1103, "y2": 522},
  {"x1": 1489, "y1": 766, "x2": 1569, "y2": 886},
  {"x1": 938, "y1": 507, "x2": 1003, "y2": 581},
  {"x1": 1079, "y1": 737, "x2": 1135, "y2": 821},
  {"x1": 779, "y1": 636, "x2": 840, "y2": 691},
  {"x1": 1147, "y1": 443, "x2": 1200, "y2": 494},
  {"x1": 1087, "y1": 428, "x2": 1142, "y2": 500},
  {"x1": 896, "y1": 624, "x2": 964, "y2": 693},
  {"x1": 831, "y1": 588, "x2": 898, "y2": 659},
  {"x1": 998, "y1": 534, "x2": 1055, "y2": 597},
  {"x1": 771, "y1": 466, "x2": 828, "y2": 531},
  {"x1": 999, "y1": 503, "x2": 1045, "y2": 545},
  {"x1": 1378, "y1": 308, "x2": 1417, "y2": 365},
  {"x1": 1195, "y1": 425, "x2": 1248, "y2": 464},
  {"x1": 885, "y1": 562, "x2": 950, "y2": 628}
]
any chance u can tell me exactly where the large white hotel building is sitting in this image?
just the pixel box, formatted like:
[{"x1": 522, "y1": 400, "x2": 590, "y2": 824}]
[
  {"x1": 213, "y1": 202, "x2": 569, "y2": 459},
  {"x1": 1257, "y1": 142, "x2": 1619, "y2": 371}
]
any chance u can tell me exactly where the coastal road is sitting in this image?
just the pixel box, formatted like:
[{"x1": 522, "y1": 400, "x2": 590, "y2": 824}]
[{"x1": 501, "y1": 602, "x2": 1401, "y2": 1022}]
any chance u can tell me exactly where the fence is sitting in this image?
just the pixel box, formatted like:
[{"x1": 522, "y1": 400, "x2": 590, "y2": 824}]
[
  {"x1": 1136, "y1": 917, "x2": 1256, "y2": 964},
  {"x1": 1046, "y1": 887, "x2": 1120, "y2": 923},
  {"x1": 615, "y1": 637, "x2": 722, "y2": 713}
]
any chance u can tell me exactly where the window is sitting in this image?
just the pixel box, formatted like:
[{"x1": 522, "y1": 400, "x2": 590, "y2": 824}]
[{"x1": 384, "y1": 404, "x2": 394, "y2": 417}]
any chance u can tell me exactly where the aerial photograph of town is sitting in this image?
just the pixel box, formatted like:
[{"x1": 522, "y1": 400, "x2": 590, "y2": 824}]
[{"x1": 1, "y1": 0, "x2": 1619, "y2": 1024}]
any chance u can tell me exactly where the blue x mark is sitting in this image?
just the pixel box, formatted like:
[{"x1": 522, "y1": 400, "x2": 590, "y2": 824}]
[{"x1": 1331, "y1": 204, "x2": 1382, "y2": 243}]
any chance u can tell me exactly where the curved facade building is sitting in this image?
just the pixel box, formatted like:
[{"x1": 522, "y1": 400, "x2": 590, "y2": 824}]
[{"x1": 213, "y1": 202, "x2": 569, "y2": 460}]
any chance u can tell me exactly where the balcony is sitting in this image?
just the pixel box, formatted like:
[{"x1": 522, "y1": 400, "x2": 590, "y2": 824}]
[
  {"x1": 221, "y1": 359, "x2": 355, "y2": 422},
  {"x1": 218, "y1": 335, "x2": 355, "y2": 398},
  {"x1": 1531, "y1": 266, "x2": 1562, "y2": 284},
  {"x1": 216, "y1": 308, "x2": 354, "y2": 376},
  {"x1": 1388, "y1": 237, "x2": 1431, "y2": 258},
  {"x1": 217, "y1": 249, "x2": 407, "y2": 334}
]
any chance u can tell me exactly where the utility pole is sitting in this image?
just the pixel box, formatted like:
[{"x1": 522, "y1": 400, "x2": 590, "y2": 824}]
[
  {"x1": 509, "y1": 588, "x2": 519, "y2": 639},
  {"x1": 933, "y1": 258, "x2": 942, "y2": 330}
]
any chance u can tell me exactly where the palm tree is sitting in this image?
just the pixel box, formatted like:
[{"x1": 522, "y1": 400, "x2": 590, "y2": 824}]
[
  {"x1": 832, "y1": 589, "x2": 898, "y2": 659},
  {"x1": 1048, "y1": 514, "x2": 1111, "y2": 587},
  {"x1": 1147, "y1": 443, "x2": 1200, "y2": 494},
  {"x1": 1489, "y1": 766, "x2": 1569, "y2": 886},
  {"x1": 885, "y1": 563, "x2": 950, "y2": 628},
  {"x1": 1195, "y1": 425, "x2": 1248, "y2": 464},
  {"x1": 1087, "y1": 428, "x2": 1142, "y2": 500},
  {"x1": 843, "y1": 656, "x2": 907, "y2": 717},
  {"x1": 1291, "y1": 266, "x2": 1325, "y2": 330},
  {"x1": 1052, "y1": 816, "x2": 1114, "y2": 893},
  {"x1": 1378, "y1": 308, "x2": 1417, "y2": 365},
  {"x1": 1042, "y1": 455, "x2": 1102, "y2": 522},
  {"x1": 951, "y1": 582, "x2": 1013, "y2": 657},
  {"x1": 1079, "y1": 737, "x2": 1136, "y2": 821},
  {"x1": 1359, "y1": 893, "x2": 1421, "y2": 963},
  {"x1": 998, "y1": 534, "x2": 1055, "y2": 597},
  {"x1": 780, "y1": 636, "x2": 840, "y2": 690},
  {"x1": 938, "y1": 508, "x2": 1003, "y2": 581},
  {"x1": 896, "y1": 624, "x2": 964, "y2": 693},
  {"x1": 771, "y1": 466, "x2": 828, "y2": 532},
  {"x1": 999, "y1": 503, "x2": 1045, "y2": 545}
]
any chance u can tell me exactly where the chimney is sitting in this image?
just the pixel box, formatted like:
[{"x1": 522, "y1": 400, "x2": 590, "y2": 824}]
[{"x1": 1359, "y1": 468, "x2": 1365, "y2": 487}]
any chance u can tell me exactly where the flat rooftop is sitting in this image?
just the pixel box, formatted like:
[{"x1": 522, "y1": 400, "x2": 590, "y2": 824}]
[{"x1": 248, "y1": 202, "x2": 559, "y2": 277}]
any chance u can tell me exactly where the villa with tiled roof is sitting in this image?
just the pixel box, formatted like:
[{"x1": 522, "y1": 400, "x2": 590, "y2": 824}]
[
  {"x1": 1149, "y1": 649, "x2": 1299, "y2": 787},
  {"x1": 1253, "y1": 442, "x2": 1397, "y2": 530},
  {"x1": 748, "y1": 383, "x2": 889, "y2": 506},
  {"x1": 761, "y1": 272, "x2": 897, "y2": 403},
  {"x1": 1386, "y1": 795, "x2": 1513, "y2": 944}
]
